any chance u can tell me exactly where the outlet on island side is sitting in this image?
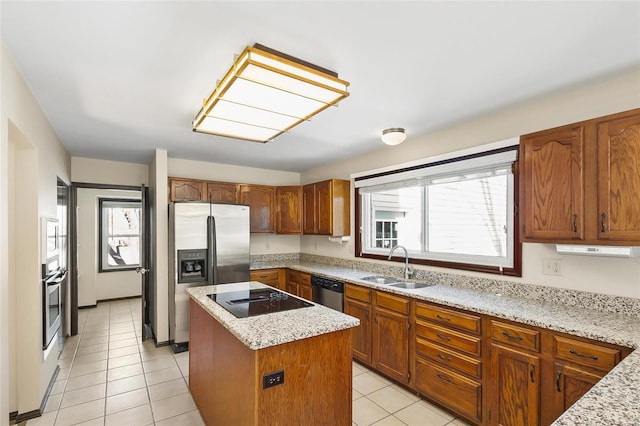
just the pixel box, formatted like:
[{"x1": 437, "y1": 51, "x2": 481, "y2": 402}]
[
  {"x1": 543, "y1": 258, "x2": 564, "y2": 276},
  {"x1": 263, "y1": 370, "x2": 285, "y2": 389}
]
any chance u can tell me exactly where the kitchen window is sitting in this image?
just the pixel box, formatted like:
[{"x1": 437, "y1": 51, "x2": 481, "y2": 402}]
[
  {"x1": 355, "y1": 145, "x2": 521, "y2": 276},
  {"x1": 99, "y1": 198, "x2": 141, "y2": 272}
]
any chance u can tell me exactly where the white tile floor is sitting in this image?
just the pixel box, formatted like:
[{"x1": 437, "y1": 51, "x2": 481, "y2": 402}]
[{"x1": 22, "y1": 298, "x2": 470, "y2": 426}]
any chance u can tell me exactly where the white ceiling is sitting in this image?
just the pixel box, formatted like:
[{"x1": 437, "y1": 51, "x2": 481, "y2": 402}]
[{"x1": 2, "y1": 1, "x2": 639, "y2": 172}]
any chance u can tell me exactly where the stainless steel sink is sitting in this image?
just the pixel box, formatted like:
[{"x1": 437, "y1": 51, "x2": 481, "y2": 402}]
[
  {"x1": 388, "y1": 282, "x2": 434, "y2": 289},
  {"x1": 360, "y1": 276, "x2": 401, "y2": 285}
]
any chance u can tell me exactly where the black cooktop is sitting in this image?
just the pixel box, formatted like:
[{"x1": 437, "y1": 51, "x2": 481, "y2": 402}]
[{"x1": 208, "y1": 288, "x2": 313, "y2": 318}]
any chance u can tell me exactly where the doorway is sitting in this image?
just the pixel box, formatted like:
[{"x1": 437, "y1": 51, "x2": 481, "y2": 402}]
[{"x1": 70, "y1": 183, "x2": 152, "y2": 342}]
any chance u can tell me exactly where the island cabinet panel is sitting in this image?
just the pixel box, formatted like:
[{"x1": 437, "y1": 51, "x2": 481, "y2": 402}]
[
  {"x1": 238, "y1": 184, "x2": 276, "y2": 233},
  {"x1": 276, "y1": 186, "x2": 303, "y2": 234},
  {"x1": 206, "y1": 181, "x2": 237, "y2": 203},
  {"x1": 189, "y1": 299, "x2": 353, "y2": 426},
  {"x1": 169, "y1": 178, "x2": 205, "y2": 202},
  {"x1": 189, "y1": 299, "x2": 257, "y2": 425},
  {"x1": 520, "y1": 107, "x2": 640, "y2": 244}
]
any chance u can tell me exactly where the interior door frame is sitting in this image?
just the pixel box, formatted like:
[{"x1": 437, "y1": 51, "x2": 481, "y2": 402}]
[{"x1": 69, "y1": 182, "x2": 151, "y2": 337}]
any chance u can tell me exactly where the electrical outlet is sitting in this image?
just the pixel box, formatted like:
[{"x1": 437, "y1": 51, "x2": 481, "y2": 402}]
[
  {"x1": 263, "y1": 370, "x2": 284, "y2": 389},
  {"x1": 543, "y1": 258, "x2": 564, "y2": 276}
]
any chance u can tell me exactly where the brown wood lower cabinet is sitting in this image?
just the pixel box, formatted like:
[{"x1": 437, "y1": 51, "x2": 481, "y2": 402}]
[
  {"x1": 249, "y1": 269, "x2": 284, "y2": 290},
  {"x1": 342, "y1": 284, "x2": 630, "y2": 426},
  {"x1": 373, "y1": 305, "x2": 409, "y2": 383},
  {"x1": 415, "y1": 357, "x2": 482, "y2": 423},
  {"x1": 285, "y1": 269, "x2": 312, "y2": 301},
  {"x1": 189, "y1": 299, "x2": 352, "y2": 425},
  {"x1": 489, "y1": 344, "x2": 540, "y2": 426}
]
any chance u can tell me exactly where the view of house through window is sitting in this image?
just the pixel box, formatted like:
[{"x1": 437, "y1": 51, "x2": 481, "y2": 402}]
[
  {"x1": 99, "y1": 198, "x2": 141, "y2": 271},
  {"x1": 359, "y1": 148, "x2": 517, "y2": 272}
]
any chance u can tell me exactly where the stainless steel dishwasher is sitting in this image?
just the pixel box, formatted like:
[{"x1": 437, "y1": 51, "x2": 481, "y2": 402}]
[{"x1": 311, "y1": 275, "x2": 344, "y2": 312}]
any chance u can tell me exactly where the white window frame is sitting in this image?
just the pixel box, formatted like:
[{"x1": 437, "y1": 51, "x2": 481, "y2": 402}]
[
  {"x1": 356, "y1": 142, "x2": 518, "y2": 272},
  {"x1": 99, "y1": 198, "x2": 142, "y2": 272}
]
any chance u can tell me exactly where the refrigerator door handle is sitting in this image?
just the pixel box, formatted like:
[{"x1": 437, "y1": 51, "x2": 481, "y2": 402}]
[{"x1": 207, "y1": 215, "x2": 217, "y2": 285}]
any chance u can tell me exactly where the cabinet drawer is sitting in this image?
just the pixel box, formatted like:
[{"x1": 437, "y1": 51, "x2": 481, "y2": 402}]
[
  {"x1": 554, "y1": 336, "x2": 621, "y2": 371},
  {"x1": 375, "y1": 291, "x2": 410, "y2": 315},
  {"x1": 250, "y1": 270, "x2": 278, "y2": 281},
  {"x1": 415, "y1": 357, "x2": 481, "y2": 423},
  {"x1": 491, "y1": 321, "x2": 540, "y2": 352},
  {"x1": 345, "y1": 284, "x2": 371, "y2": 303},
  {"x1": 416, "y1": 321, "x2": 481, "y2": 357},
  {"x1": 286, "y1": 270, "x2": 299, "y2": 284},
  {"x1": 416, "y1": 337, "x2": 482, "y2": 379},
  {"x1": 299, "y1": 273, "x2": 311, "y2": 286},
  {"x1": 415, "y1": 302, "x2": 481, "y2": 335}
]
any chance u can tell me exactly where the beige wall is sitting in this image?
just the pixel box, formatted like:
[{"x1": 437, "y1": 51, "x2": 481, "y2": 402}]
[
  {"x1": 72, "y1": 157, "x2": 148, "y2": 186},
  {"x1": 151, "y1": 149, "x2": 169, "y2": 343},
  {"x1": 76, "y1": 188, "x2": 142, "y2": 307},
  {"x1": 1, "y1": 42, "x2": 71, "y2": 418},
  {"x1": 301, "y1": 66, "x2": 640, "y2": 300}
]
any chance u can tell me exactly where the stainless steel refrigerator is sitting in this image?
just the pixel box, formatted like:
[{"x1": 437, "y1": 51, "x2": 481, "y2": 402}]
[{"x1": 169, "y1": 202, "x2": 250, "y2": 352}]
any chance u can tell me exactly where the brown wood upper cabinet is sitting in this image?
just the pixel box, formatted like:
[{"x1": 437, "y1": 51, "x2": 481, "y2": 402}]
[
  {"x1": 237, "y1": 184, "x2": 276, "y2": 233},
  {"x1": 207, "y1": 181, "x2": 238, "y2": 203},
  {"x1": 302, "y1": 179, "x2": 350, "y2": 236},
  {"x1": 520, "y1": 108, "x2": 640, "y2": 244},
  {"x1": 169, "y1": 178, "x2": 205, "y2": 202},
  {"x1": 276, "y1": 186, "x2": 303, "y2": 234}
]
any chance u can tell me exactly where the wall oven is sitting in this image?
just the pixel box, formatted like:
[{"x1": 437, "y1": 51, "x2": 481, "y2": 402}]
[{"x1": 43, "y1": 270, "x2": 65, "y2": 349}]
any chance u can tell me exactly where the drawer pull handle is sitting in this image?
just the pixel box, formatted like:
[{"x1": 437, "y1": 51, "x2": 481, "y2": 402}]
[
  {"x1": 436, "y1": 314, "x2": 451, "y2": 322},
  {"x1": 529, "y1": 363, "x2": 536, "y2": 383},
  {"x1": 436, "y1": 373, "x2": 452, "y2": 382},
  {"x1": 502, "y1": 331, "x2": 523, "y2": 341},
  {"x1": 569, "y1": 349, "x2": 598, "y2": 360},
  {"x1": 437, "y1": 353, "x2": 452, "y2": 362},
  {"x1": 436, "y1": 333, "x2": 451, "y2": 341},
  {"x1": 555, "y1": 371, "x2": 562, "y2": 392}
]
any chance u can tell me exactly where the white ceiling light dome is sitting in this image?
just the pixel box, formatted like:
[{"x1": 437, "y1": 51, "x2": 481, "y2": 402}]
[{"x1": 381, "y1": 128, "x2": 406, "y2": 145}]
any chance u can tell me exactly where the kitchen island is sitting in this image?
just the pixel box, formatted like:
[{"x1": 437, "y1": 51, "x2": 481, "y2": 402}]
[{"x1": 187, "y1": 282, "x2": 359, "y2": 426}]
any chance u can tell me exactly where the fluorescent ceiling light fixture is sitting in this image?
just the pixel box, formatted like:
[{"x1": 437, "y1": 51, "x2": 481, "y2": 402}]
[
  {"x1": 193, "y1": 44, "x2": 350, "y2": 143},
  {"x1": 381, "y1": 128, "x2": 406, "y2": 145}
]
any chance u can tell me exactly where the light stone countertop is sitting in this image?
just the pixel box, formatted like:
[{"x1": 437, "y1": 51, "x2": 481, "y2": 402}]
[
  {"x1": 187, "y1": 281, "x2": 359, "y2": 350},
  {"x1": 251, "y1": 260, "x2": 640, "y2": 425}
]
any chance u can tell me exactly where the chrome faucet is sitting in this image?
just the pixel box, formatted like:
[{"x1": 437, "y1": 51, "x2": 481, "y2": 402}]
[{"x1": 388, "y1": 245, "x2": 410, "y2": 280}]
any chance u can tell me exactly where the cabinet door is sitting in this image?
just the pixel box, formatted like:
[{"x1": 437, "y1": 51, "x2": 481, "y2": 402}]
[
  {"x1": 315, "y1": 180, "x2": 333, "y2": 235},
  {"x1": 207, "y1": 182, "x2": 237, "y2": 203},
  {"x1": 597, "y1": 113, "x2": 640, "y2": 240},
  {"x1": 546, "y1": 362, "x2": 603, "y2": 425},
  {"x1": 299, "y1": 284, "x2": 312, "y2": 301},
  {"x1": 287, "y1": 281, "x2": 299, "y2": 297},
  {"x1": 344, "y1": 298, "x2": 372, "y2": 365},
  {"x1": 374, "y1": 307, "x2": 409, "y2": 384},
  {"x1": 169, "y1": 178, "x2": 205, "y2": 202},
  {"x1": 521, "y1": 127, "x2": 584, "y2": 240},
  {"x1": 302, "y1": 184, "x2": 316, "y2": 234},
  {"x1": 276, "y1": 186, "x2": 302, "y2": 234},
  {"x1": 238, "y1": 185, "x2": 275, "y2": 233},
  {"x1": 489, "y1": 344, "x2": 539, "y2": 426}
]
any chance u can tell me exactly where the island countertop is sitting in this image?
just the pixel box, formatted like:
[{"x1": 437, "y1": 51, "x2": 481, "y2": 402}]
[{"x1": 187, "y1": 281, "x2": 360, "y2": 350}]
